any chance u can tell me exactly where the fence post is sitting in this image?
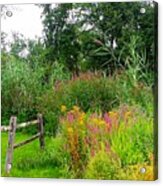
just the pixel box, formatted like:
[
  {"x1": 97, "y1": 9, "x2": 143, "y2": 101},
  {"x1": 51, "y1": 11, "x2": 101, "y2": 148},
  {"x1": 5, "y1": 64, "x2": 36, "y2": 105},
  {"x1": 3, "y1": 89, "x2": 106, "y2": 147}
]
[
  {"x1": 5, "y1": 116, "x2": 17, "y2": 174},
  {"x1": 37, "y1": 114, "x2": 45, "y2": 149}
]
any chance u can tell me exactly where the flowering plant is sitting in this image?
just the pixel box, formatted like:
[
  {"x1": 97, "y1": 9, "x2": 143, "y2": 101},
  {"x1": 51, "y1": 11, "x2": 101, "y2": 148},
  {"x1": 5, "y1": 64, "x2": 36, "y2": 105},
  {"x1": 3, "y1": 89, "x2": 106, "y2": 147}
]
[{"x1": 59, "y1": 105, "x2": 134, "y2": 175}]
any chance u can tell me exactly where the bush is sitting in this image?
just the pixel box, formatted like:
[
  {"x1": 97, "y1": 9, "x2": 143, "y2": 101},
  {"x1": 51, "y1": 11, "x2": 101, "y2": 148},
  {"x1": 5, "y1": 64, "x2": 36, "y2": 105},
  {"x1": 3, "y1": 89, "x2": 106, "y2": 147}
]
[
  {"x1": 85, "y1": 150, "x2": 121, "y2": 180},
  {"x1": 1, "y1": 58, "x2": 44, "y2": 124},
  {"x1": 38, "y1": 72, "x2": 153, "y2": 134},
  {"x1": 110, "y1": 110, "x2": 153, "y2": 166},
  {"x1": 38, "y1": 73, "x2": 120, "y2": 135},
  {"x1": 1, "y1": 58, "x2": 71, "y2": 128}
]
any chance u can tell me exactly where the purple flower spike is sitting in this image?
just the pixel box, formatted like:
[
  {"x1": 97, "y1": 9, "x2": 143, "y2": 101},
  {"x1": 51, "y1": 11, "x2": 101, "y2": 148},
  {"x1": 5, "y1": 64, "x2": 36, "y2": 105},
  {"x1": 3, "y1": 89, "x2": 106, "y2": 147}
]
[
  {"x1": 104, "y1": 113, "x2": 111, "y2": 124},
  {"x1": 67, "y1": 112, "x2": 74, "y2": 123}
]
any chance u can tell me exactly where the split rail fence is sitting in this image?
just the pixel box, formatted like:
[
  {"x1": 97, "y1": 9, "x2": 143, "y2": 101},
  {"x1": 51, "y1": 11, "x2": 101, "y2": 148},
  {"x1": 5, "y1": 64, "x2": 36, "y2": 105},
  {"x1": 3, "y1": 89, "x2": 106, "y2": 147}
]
[{"x1": 1, "y1": 114, "x2": 45, "y2": 174}]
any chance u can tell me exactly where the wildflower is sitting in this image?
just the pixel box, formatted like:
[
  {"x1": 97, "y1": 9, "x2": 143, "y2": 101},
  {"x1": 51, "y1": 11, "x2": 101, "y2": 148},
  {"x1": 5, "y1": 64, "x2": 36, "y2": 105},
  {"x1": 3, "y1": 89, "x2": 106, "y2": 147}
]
[
  {"x1": 92, "y1": 127, "x2": 98, "y2": 133},
  {"x1": 125, "y1": 111, "x2": 132, "y2": 120},
  {"x1": 108, "y1": 111, "x2": 118, "y2": 118},
  {"x1": 98, "y1": 120, "x2": 105, "y2": 126},
  {"x1": 67, "y1": 127, "x2": 73, "y2": 133},
  {"x1": 104, "y1": 113, "x2": 111, "y2": 124},
  {"x1": 61, "y1": 105, "x2": 67, "y2": 113},
  {"x1": 92, "y1": 118, "x2": 99, "y2": 124},
  {"x1": 79, "y1": 112, "x2": 85, "y2": 122},
  {"x1": 79, "y1": 120, "x2": 84, "y2": 125},
  {"x1": 73, "y1": 105, "x2": 80, "y2": 112},
  {"x1": 108, "y1": 111, "x2": 115, "y2": 116},
  {"x1": 67, "y1": 112, "x2": 74, "y2": 123},
  {"x1": 104, "y1": 114, "x2": 112, "y2": 131}
]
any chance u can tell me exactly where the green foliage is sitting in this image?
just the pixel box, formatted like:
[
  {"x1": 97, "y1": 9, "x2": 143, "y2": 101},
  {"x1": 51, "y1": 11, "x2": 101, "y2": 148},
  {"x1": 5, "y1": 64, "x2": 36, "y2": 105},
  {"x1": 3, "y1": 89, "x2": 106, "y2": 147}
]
[
  {"x1": 38, "y1": 72, "x2": 152, "y2": 134},
  {"x1": 40, "y1": 4, "x2": 80, "y2": 75},
  {"x1": 40, "y1": 2, "x2": 156, "y2": 77},
  {"x1": 124, "y1": 35, "x2": 154, "y2": 87},
  {"x1": 38, "y1": 73, "x2": 119, "y2": 134},
  {"x1": 48, "y1": 62, "x2": 71, "y2": 87},
  {"x1": 110, "y1": 114, "x2": 153, "y2": 166},
  {"x1": 1, "y1": 58, "x2": 44, "y2": 124},
  {"x1": 85, "y1": 150, "x2": 121, "y2": 180},
  {"x1": 114, "y1": 72, "x2": 153, "y2": 114},
  {"x1": 77, "y1": 2, "x2": 156, "y2": 75},
  {"x1": 1, "y1": 52, "x2": 71, "y2": 125}
]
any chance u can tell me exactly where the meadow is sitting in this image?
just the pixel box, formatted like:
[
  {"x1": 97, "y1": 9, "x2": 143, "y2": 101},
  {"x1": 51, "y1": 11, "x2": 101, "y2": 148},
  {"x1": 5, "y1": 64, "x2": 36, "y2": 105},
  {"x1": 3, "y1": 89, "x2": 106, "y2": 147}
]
[
  {"x1": 1, "y1": 1, "x2": 157, "y2": 180},
  {"x1": 1, "y1": 72, "x2": 156, "y2": 180}
]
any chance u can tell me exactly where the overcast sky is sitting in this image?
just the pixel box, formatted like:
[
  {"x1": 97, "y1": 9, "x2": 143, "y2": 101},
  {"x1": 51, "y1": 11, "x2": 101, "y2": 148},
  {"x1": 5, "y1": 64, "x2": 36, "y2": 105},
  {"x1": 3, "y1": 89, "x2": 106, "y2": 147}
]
[{"x1": 1, "y1": 4, "x2": 43, "y2": 40}]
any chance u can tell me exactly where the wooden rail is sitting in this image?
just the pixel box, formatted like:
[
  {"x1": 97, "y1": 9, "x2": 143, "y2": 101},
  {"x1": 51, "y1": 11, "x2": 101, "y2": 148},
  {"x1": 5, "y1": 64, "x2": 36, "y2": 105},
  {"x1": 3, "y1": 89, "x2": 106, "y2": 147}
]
[
  {"x1": 1, "y1": 120, "x2": 38, "y2": 132},
  {"x1": 13, "y1": 133, "x2": 41, "y2": 149},
  {"x1": 1, "y1": 114, "x2": 45, "y2": 174}
]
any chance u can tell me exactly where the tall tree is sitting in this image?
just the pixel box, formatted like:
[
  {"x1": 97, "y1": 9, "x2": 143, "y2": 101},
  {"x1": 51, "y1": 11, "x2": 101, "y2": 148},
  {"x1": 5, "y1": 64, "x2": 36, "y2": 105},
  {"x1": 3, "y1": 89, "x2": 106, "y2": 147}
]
[
  {"x1": 40, "y1": 2, "x2": 156, "y2": 75},
  {"x1": 40, "y1": 4, "x2": 80, "y2": 76}
]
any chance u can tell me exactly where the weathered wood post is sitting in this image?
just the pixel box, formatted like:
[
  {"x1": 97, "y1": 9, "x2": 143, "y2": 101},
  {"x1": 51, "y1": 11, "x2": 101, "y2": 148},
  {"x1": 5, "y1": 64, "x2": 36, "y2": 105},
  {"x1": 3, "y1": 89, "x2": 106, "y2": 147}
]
[
  {"x1": 37, "y1": 114, "x2": 45, "y2": 149},
  {"x1": 5, "y1": 116, "x2": 17, "y2": 174}
]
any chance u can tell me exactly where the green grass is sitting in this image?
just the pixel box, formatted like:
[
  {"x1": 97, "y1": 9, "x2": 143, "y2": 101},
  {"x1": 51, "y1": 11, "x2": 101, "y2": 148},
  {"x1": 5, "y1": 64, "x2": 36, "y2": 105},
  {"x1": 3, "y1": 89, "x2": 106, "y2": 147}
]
[{"x1": 1, "y1": 133, "x2": 70, "y2": 178}]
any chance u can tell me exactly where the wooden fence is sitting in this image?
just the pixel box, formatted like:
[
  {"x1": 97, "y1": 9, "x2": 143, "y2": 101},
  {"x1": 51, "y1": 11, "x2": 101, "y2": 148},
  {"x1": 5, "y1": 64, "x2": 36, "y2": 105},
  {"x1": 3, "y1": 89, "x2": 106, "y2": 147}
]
[{"x1": 1, "y1": 114, "x2": 45, "y2": 174}]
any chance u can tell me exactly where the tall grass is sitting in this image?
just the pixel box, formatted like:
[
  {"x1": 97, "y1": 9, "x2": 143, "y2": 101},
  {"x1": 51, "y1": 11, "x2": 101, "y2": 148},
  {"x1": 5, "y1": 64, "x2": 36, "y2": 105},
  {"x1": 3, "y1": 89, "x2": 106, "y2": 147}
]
[{"x1": 1, "y1": 59, "x2": 44, "y2": 124}]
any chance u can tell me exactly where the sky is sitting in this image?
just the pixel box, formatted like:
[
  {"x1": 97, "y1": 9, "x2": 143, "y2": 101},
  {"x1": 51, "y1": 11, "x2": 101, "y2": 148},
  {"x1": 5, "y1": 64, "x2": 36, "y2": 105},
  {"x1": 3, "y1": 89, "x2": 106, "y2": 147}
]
[{"x1": 1, "y1": 4, "x2": 43, "y2": 40}]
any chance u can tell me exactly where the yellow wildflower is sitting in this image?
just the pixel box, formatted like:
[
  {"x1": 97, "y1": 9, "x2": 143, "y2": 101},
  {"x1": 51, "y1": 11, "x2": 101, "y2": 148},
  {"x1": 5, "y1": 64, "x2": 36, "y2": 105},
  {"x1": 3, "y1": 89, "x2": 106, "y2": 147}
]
[
  {"x1": 108, "y1": 111, "x2": 115, "y2": 116},
  {"x1": 92, "y1": 118, "x2": 99, "y2": 124},
  {"x1": 61, "y1": 105, "x2": 67, "y2": 113},
  {"x1": 79, "y1": 112, "x2": 85, "y2": 121},
  {"x1": 79, "y1": 120, "x2": 84, "y2": 125},
  {"x1": 67, "y1": 127, "x2": 73, "y2": 133},
  {"x1": 73, "y1": 105, "x2": 80, "y2": 112},
  {"x1": 125, "y1": 111, "x2": 132, "y2": 119},
  {"x1": 98, "y1": 120, "x2": 105, "y2": 126},
  {"x1": 109, "y1": 111, "x2": 118, "y2": 118}
]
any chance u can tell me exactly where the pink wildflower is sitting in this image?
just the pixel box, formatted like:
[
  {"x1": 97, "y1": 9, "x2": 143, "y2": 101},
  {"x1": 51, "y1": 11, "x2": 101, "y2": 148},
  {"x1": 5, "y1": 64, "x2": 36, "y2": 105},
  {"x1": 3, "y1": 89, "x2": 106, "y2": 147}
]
[
  {"x1": 67, "y1": 112, "x2": 74, "y2": 123},
  {"x1": 104, "y1": 113, "x2": 111, "y2": 124}
]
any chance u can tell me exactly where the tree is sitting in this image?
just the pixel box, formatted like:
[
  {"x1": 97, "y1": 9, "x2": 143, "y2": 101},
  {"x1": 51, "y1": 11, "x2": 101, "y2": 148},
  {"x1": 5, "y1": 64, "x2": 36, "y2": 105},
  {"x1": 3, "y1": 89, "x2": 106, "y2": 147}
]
[
  {"x1": 39, "y1": 2, "x2": 156, "y2": 76},
  {"x1": 75, "y1": 2, "x2": 156, "y2": 74},
  {"x1": 40, "y1": 4, "x2": 80, "y2": 76}
]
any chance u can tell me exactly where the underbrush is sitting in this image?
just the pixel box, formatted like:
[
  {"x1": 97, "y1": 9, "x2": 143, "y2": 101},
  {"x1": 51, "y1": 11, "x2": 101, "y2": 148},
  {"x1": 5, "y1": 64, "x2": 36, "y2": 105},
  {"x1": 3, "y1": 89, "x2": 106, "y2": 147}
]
[
  {"x1": 1, "y1": 103, "x2": 155, "y2": 180},
  {"x1": 1, "y1": 59, "x2": 43, "y2": 124},
  {"x1": 38, "y1": 72, "x2": 153, "y2": 135},
  {"x1": 58, "y1": 105, "x2": 155, "y2": 180},
  {"x1": 1, "y1": 59, "x2": 70, "y2": 128}
]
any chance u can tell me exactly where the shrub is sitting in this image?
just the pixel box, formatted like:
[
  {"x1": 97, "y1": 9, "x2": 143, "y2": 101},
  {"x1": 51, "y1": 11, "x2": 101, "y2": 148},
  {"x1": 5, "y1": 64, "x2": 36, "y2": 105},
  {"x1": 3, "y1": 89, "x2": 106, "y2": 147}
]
[
  {"x1": 38, "y1": 72, "x2": 153, "y2": 134},
  {"x1": 117, "y1": 154, "x2": 155, "y2": 180},
  {"x1": 115, "y1": 72, "x2": 153, "y2": 114},
  {"x1": 1, "y1": 58, "x2": 71, "y2": 128},
  {"x1": 1, "y1": 59, "x2": 44, "y2": 124},
  {"x1": 110, "y1": 108, "x2": 154, "y2": 166},
  {"x1": 85, "y1": 150, "x2": 121, "y2": 180},
  {"x1": 38, "y1": 72, "x2": 119, "y2": 135}
]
